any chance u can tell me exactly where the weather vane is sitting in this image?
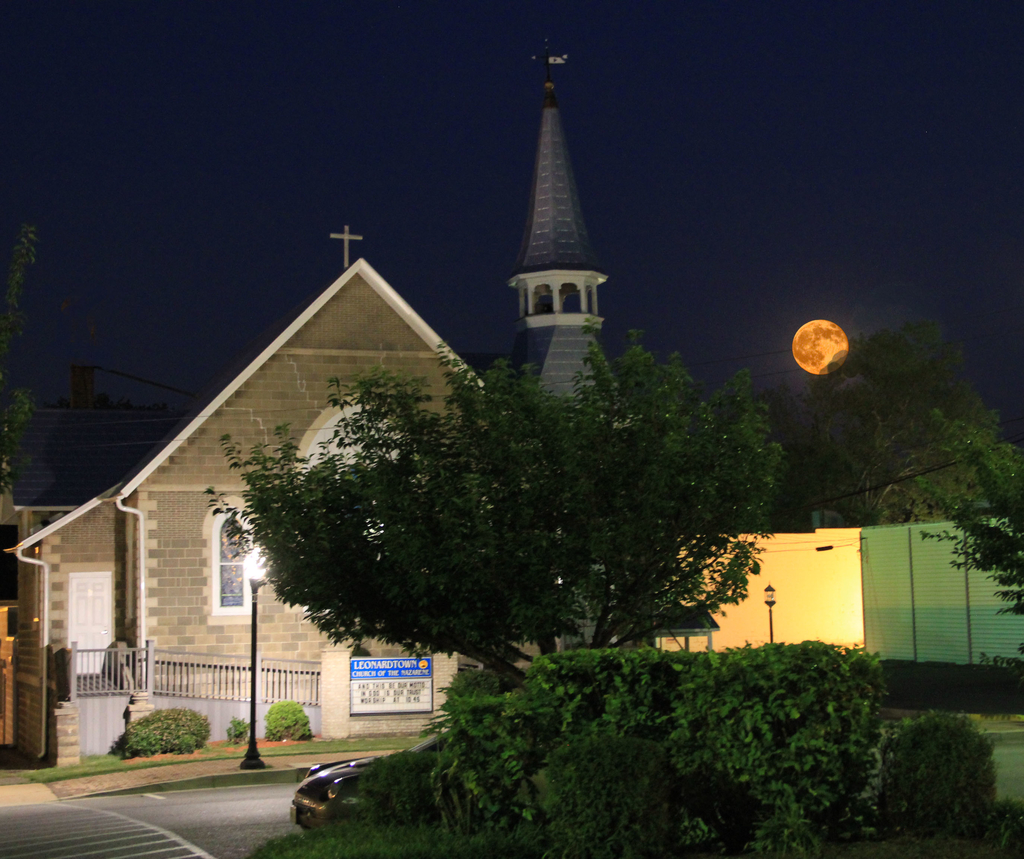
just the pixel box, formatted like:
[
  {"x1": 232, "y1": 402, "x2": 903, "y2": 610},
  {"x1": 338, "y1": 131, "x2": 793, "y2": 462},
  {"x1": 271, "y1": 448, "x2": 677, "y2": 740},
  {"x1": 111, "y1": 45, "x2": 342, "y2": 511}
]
[{"x1": 532, "y1": 39, "x2": 567, "y2": 82}]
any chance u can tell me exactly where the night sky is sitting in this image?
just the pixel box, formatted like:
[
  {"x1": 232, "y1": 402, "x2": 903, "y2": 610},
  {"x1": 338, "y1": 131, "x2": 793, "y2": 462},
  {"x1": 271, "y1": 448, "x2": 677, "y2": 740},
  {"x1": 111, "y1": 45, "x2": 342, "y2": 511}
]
[{"x1": 3, "y1": 2, "x2": 1024, "y2": 425}]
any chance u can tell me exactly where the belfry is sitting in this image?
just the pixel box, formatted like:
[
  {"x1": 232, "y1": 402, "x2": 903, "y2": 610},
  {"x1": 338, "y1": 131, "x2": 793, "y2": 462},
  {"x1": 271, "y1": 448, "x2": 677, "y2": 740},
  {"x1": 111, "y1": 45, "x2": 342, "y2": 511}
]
[{"x1": 509, "y1": 57, "x2": 607, "y2": 393}]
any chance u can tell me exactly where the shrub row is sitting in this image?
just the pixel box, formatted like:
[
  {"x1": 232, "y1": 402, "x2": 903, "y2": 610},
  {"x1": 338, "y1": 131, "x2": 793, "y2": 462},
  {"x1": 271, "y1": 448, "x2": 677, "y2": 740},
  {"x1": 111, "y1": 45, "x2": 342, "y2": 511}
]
[
  {"x1": 434, "y1": 642, "x2": 885, "y2": 852},
  {"x1": 359, "y1": 650, "x2": 1011, "y2": 856},
  {"x1": 116, "y1": 699, "x2": 312, "y2": 757}
]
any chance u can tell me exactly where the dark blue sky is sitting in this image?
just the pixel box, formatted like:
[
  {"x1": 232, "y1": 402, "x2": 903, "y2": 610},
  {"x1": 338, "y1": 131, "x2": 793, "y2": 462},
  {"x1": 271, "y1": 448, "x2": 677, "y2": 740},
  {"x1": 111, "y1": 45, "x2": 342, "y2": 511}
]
[{"x1": 3, "y1": 2, "x2": 1024, "y2": 420}]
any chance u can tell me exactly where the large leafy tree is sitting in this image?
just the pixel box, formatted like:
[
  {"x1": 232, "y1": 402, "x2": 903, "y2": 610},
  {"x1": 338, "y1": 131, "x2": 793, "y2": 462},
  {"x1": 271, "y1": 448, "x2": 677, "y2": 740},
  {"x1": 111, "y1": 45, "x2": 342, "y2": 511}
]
[
  {"x1": 0, "y1": 225, "x2": 37, "y2": 492},
  {"x1": 765, "y1": 321, "x2": 999, "y2": 530},
  {"x1": 219, "y1": 339, "x2": 780, "y2": 684},
  {"x1": 936, "y1": 438, "x2": 1024, "y2": 675}
]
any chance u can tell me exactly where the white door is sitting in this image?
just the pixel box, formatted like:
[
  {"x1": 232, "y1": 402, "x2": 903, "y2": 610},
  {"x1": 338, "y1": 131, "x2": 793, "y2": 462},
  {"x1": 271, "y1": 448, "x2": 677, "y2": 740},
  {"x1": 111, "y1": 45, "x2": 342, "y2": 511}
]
[{"x1": 68, "y1": 572, "x2": 113, "y2": 650}]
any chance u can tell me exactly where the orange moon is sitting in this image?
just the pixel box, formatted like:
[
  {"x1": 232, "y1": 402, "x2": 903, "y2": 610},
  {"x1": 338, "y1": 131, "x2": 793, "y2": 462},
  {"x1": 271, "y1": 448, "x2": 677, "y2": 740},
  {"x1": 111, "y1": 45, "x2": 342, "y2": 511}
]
[{"x1": 792, "y1": 320, "x2": 849, "y2": 375}]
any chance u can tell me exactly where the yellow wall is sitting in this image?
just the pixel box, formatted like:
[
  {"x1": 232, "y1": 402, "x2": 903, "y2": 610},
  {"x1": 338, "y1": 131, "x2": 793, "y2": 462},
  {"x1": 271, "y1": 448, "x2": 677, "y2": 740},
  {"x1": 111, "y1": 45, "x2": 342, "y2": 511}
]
[{"x1": 710, "y1": 528, "x2": 864, "y2": 650}]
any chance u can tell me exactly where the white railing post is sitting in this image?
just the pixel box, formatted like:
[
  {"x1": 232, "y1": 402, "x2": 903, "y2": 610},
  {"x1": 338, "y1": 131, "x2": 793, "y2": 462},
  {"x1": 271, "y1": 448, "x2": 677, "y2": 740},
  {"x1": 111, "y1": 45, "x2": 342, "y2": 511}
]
[
  {"x1": 146, "y1": 640, "x2": 155, "y2": 697},
  {"x1": 69, "y1": 641, "x2": 78, "y2": 703}
]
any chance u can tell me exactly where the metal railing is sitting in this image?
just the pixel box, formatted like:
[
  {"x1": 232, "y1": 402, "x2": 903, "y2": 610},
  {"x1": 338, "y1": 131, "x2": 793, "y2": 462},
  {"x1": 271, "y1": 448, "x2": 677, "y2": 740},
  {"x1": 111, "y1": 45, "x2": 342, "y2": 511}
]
[
  {"x1": 70, "y1": 643, "x2": 148, "y2": 698},
  {"x1": 68, "y1": 642, "x2": 321, "y2": 705},
  {"x1": 261, "y1": 657, "x2": 320, "y2": 706},
  {"x1": 154, "y1": 649, "x2": 252, "y2": 701}
]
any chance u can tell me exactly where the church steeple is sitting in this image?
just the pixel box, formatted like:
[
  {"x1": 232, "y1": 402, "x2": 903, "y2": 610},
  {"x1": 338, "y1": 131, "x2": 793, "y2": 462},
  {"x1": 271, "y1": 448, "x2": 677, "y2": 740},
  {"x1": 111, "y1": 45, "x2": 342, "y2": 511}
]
[
  {"x1": 511, "y1": 78, "x2": 603, "y2": 277},
  {"x1": 509, "y1": 62, "x2": 607, "y2": 394}
]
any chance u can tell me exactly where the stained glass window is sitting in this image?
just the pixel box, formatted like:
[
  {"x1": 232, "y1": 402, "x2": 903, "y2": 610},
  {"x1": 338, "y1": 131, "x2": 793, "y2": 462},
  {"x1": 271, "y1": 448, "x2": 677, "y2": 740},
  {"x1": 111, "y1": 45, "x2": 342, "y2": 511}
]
[{"x1": 219, "y1": 522, "x2": 245, "y2": 607}]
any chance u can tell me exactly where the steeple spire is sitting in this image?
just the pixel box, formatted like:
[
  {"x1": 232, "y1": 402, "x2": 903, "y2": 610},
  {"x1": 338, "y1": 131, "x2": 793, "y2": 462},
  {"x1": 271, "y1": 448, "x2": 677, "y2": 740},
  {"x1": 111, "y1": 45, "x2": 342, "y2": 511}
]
[
  {"x1": 512, "y1": 63, "x2": 603, "y2": 277},
  {"x1": 508, "y1": 56, "x2": 608, "y2": 395}
]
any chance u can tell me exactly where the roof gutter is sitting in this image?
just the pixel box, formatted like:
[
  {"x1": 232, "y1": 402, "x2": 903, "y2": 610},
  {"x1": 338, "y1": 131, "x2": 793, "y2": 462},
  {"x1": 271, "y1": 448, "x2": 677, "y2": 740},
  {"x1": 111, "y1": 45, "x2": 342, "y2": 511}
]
[
  {"x1": 15, "y1": 546, "x2": 49, "y2": 760},
  {"x1": 115, "y1": 495, "x2": 146, "y2": 646}
]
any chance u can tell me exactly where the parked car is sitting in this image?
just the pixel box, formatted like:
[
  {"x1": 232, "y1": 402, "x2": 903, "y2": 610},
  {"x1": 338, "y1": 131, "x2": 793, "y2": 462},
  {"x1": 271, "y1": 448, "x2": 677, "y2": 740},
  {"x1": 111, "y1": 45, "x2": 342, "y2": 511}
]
[{"x1": 290, "y1": 735, "x2": 444, "y2": 828}]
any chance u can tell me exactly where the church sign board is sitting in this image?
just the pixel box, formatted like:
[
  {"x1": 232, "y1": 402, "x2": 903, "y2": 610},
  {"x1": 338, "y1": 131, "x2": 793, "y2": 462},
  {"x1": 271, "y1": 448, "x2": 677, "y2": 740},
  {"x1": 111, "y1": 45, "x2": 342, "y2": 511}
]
[{"x1": 350, "y1": 657, "x2": 433, "y2": 715}]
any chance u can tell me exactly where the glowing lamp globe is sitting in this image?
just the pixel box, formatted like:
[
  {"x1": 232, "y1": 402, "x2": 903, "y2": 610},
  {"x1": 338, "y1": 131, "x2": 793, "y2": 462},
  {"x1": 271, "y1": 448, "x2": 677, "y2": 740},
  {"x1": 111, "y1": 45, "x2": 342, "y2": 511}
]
[
  {"x1": 792, "y1": 320, "x2": 849, "y2": 375},
  {"x1": 244, "y1": 550, "x2": 267, "y2": 583}
]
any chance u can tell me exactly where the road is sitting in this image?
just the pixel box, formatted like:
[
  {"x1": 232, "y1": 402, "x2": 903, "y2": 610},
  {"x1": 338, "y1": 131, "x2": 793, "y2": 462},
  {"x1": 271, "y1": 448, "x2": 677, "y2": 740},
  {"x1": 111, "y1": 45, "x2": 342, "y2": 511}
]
[{"x1": 0, "y1": 783, "x2": 299, "y2": 859}]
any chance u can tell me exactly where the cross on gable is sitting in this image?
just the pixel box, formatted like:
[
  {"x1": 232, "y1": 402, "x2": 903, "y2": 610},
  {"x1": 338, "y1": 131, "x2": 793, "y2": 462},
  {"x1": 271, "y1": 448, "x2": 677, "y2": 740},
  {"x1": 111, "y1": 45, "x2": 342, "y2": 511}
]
[{"x1": 329, "y1": 225, "x2": 364, "y2": 268}]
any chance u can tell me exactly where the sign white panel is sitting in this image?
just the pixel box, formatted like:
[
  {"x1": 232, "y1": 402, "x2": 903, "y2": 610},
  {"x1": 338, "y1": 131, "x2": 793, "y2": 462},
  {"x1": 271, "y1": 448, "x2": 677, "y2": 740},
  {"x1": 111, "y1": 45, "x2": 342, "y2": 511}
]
[{"x1": 350, "y1": 657, "x2": 433, "y2": 714}]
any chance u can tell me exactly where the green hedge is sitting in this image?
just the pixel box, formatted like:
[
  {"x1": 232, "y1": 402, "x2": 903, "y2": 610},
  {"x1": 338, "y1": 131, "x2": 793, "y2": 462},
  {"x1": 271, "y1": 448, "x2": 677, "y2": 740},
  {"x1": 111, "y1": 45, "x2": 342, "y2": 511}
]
[
  {"x1": 431, "y1": 693, "x2": 547, "y2": 831},
  {"x1": 435, "y1": 642, "x2": 884, "y2": 849},
  {"x1": 360, "y1": 749, "x2": 441, "y2": 827},
  {"x1": 546, "y1": 734, "x2": 672, "y2": 859}
]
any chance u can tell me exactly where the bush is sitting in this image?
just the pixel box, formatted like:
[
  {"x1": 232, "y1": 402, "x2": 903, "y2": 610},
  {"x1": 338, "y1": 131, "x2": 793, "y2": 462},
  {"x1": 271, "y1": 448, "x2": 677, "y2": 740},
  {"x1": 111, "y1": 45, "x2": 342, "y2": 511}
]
[
  {"x1": 360, "y1": 750, "x2": 441, "y2": 827},
  {"x1": 119, "y1": 708, "x2": 211, "y2": 757},
  {"x1": 879, "y1": 711, "x2": 995, "y2": 837},
  {"x1": 444, "y1": 668, "x2": 510, "y2": 700},
  {"x1": 987, "y1": 797, "x2": 1024, "y2": 852},
  {"x1": 546, "y1": 735, "x2": 672, "y2": 859},
  {"x1": 526, "y1": 643, "x2": 885, "y2": 852},
  {"x1": 431, "y1": 692, "x2": 549, "y2": 832},
  {"x1": 264, "y1": 700, "x2": 312, "y2": 741},
  {"x1": 226, "y1": 716, "x2": 249, "y2": 744}
]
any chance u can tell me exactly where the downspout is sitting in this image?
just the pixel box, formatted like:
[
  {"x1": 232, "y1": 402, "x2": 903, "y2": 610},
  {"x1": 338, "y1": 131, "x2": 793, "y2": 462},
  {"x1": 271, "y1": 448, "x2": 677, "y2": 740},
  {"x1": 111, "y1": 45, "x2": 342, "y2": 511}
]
[
  {"x1": 16, "y1": 546, "x2": 50, "y2": 760},
  {"x1": 115, "y1": 496, "x2": 146, "y2": 647}
]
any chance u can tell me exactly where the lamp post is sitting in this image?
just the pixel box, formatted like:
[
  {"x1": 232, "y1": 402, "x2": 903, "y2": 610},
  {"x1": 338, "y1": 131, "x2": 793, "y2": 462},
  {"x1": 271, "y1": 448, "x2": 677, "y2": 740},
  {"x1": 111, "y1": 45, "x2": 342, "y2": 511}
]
[
  {"x1": 240, "y1": 551, "x2": 267, "y2": 770},
  {"x1": 764, "y1": 583, "x2": 776, "y2": 644}
]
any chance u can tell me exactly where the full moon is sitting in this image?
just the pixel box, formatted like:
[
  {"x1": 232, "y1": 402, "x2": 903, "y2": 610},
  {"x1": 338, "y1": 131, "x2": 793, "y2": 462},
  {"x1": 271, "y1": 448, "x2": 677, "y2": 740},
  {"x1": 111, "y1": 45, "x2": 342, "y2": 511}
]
[{"x1": 792, "y1": 320, "x2": 849, "y2": 375}]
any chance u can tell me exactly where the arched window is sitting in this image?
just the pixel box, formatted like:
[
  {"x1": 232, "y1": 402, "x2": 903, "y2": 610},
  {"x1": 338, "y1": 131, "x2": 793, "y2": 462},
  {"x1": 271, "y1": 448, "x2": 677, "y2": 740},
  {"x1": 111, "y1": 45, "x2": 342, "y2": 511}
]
[
  {"x1": 302, "y1": 406, "x2": 361, "y2": 466},
  {"x1": 212, "y1": 513, "x2": 250, "y2": 615}
]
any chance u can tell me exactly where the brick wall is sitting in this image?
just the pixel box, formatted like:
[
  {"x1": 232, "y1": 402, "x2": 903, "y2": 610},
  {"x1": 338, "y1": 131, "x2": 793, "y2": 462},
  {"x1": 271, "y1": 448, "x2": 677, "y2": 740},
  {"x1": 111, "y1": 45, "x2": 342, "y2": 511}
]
[{"x1": 134, "y1": 272, "x2": 451, "y2": 660}]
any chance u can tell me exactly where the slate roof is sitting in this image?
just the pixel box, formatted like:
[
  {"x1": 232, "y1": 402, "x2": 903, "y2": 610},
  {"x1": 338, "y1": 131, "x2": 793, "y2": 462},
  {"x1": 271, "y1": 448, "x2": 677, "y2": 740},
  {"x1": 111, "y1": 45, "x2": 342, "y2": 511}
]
[
  {"x1": 510, "y1": 324, "x2": 595, "y2": 395},
  {"x1": 14, "y1": 409, "x2": 184, "y2": 508},
  {"x1": 512, "y1": 81, "x2": 604, "y2": 277}
]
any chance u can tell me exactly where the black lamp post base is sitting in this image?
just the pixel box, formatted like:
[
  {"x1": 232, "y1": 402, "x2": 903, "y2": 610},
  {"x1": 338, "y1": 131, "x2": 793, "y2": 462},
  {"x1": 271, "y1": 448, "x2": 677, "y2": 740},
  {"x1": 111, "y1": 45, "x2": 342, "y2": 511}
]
[{"x1": 240, "y1": 751, "x2": 266, "y2": 770}]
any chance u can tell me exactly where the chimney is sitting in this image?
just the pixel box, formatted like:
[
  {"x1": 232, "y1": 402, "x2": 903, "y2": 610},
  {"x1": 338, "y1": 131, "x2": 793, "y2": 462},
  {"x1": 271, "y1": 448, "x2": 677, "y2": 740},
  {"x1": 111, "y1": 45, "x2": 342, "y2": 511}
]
[{"x1": 70, "y1": 365, "x2": 95, "y2": 409}]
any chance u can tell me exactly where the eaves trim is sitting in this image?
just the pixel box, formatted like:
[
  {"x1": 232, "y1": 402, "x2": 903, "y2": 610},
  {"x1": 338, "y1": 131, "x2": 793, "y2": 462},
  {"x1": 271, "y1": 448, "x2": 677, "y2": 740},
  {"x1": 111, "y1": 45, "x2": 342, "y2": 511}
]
[{"x1": 119, "y1": 258, "x2": 456, "y2": 497}]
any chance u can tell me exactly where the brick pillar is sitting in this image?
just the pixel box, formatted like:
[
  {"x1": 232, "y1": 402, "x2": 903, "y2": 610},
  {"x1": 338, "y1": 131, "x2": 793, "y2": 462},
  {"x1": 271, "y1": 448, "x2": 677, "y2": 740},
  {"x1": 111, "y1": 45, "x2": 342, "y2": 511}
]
[
  {"x1": 431, "y1": 653, "x2": 459, "y2": 713},
  {"x1": 320, "y1": 646, "x2": 351, "y2": 739},
  {"x1": 49, "y1": 701, "x2": 80, "y2": 767}
]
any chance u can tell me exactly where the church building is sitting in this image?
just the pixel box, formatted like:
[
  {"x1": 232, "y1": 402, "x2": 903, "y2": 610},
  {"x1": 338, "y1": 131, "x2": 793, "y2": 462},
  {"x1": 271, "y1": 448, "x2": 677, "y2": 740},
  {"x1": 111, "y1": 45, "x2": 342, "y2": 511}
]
[{"x1": 3, "y1": 68, "x2": 607, "y2": 764}]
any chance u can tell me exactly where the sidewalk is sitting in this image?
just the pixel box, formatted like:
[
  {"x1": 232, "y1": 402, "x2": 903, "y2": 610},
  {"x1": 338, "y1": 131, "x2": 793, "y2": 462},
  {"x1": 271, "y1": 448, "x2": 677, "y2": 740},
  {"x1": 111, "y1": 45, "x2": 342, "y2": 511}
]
[{"x1": 0, "y1": 748, "x2": 398, "y2": 808}]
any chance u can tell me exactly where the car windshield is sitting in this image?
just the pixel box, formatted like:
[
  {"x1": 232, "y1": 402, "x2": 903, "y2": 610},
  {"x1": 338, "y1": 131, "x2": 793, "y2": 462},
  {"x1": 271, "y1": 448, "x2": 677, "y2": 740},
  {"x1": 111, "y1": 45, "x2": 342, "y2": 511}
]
[{"x1": 407, "y1": 735, "x2": 444, "y2": 753}]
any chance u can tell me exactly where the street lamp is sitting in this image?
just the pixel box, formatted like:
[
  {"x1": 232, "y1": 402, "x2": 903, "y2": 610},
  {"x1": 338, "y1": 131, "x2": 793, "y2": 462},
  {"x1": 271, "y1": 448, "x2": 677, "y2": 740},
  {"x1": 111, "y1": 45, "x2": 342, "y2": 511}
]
[
  {"x1": 764, "y1": 583, "x2": 776, "y2": 644},
  {"x1": 240, "y1": 550, "x2": 267, "y2": 770}
]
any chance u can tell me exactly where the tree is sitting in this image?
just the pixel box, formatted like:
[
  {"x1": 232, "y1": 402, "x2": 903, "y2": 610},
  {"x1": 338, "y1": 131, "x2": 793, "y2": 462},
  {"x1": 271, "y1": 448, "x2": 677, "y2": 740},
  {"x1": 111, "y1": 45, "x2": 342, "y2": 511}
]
[
  {"x1": 764, "y1": 321, "x2": 999, "y2": 530},
  {"x1": 0, "y1": 225, "x2": 37, "y2": 493},
  {"x1": 218, "y1": 339, "x2": 780, "y2": 685},
  {"x1": 935, "y1": 438, "x2": 1024, "y2": 676}
]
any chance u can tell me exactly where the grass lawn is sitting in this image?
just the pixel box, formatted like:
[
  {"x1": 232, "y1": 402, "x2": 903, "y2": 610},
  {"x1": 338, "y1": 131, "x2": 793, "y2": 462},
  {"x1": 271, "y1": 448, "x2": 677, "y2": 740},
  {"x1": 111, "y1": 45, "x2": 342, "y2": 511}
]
[
  {"x1": 247, "y1": 825, "x2": 1022, "y2": 859},
  {"x1": 22, "y1": 735, "x2": 420, "y2": 784}
]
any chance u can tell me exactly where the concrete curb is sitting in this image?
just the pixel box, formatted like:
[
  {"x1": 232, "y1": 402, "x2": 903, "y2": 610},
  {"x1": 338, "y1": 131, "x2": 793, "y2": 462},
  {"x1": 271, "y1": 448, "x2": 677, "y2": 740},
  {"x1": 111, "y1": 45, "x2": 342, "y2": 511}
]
[{"x1": 82, "y1": 764, "x2": 311, "y2": 797}]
